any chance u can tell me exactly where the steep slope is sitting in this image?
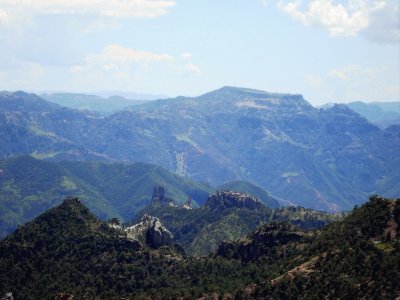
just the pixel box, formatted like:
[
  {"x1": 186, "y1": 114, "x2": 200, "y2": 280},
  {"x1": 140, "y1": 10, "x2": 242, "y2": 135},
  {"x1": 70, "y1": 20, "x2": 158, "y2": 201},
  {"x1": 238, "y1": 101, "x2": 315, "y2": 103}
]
[
  {"x1": 0, "y1": 197, "x2": 182, "y2": 299},
  {"x1": 0, "y1": 196, "x2": 397, "y2": 299},
  {"x1": 0, "y1": 91, "x2": 105, "y2": 160},
  {"x1": 0, "y1": 156, "x2": 212, "y2": 238},
  {"x1": 0, "y1": 156, "x2": 119, "y2": 238},
  {"x1": 0, "y1": 91, "x2": 59, "y2": 112},
  {"x1": 136, "y1": 191, "x2": 341, "y2": 256},
  {"x1": 1, "y1": 88, "x2": 399, "y2": 211},
  {"x1": 241, "y1": 196, "x2": 400, "y2": 299},
  {"x1": 60, "y1": 88, "x2": 400, "y2": 211}
]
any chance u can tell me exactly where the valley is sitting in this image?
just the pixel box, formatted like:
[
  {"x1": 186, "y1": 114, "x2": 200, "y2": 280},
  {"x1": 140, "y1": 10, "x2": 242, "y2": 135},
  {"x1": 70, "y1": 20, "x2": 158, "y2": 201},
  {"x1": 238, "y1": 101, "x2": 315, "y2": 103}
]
[{"x1": 1, "y1": 88, "x2": 399, "y2": 213}]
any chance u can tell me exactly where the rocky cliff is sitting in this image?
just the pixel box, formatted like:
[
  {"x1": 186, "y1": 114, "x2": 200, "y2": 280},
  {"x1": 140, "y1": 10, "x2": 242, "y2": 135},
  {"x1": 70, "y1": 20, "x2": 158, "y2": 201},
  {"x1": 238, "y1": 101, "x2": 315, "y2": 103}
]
[
  {"x1": 205, "y1": 190, "x2": 264, "y2": 211},
  {"x1": 125, "y1": 214, "x2": 174, "y2": 248}
]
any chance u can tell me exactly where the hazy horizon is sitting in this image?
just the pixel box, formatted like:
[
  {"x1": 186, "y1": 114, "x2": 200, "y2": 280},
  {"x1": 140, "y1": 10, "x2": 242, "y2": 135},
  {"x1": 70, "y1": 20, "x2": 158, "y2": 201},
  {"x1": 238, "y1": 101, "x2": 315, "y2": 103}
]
[{"x1": 0, "y1": 0, "x2": 399, "y2": 105}]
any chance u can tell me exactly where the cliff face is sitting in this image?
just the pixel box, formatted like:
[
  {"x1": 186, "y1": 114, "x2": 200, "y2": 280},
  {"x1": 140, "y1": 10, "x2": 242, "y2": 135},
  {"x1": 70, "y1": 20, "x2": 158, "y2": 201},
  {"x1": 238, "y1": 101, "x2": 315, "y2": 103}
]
[
  {"x1": 125, "y1": 214, "x2": 174, "y2": 248},
  {"x1": 205, "y1": 191, "x2": 264, "y2": 211}
]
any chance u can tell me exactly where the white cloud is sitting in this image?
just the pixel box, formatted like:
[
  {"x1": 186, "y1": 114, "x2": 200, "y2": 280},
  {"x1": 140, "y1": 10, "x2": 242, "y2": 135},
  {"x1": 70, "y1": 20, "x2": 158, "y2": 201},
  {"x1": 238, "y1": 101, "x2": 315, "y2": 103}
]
[
  {"x1": 69, "y1": 66, "x2": 84, "y2": 73},
  {"x1": 328, "y1": 64, "x2": 382, "y2": 81},
  {"x1": 69, "y1": 45, "x2": 174, "y2": 86},
  {"x1": 304, "y1": 74, "x2": 324, "y2": 88},
  {"x1": 85, "y1": 44, "x2": 173, "y2": 66},
  {"x1": 362, "y1": 0, "x2": 400, "y2": 43},
  {"x1": 183, "y1": 63, "x2": 201, "y2": 75},
  {"x1": 303, "y1": 64, "x2": 399, "y2": 103},
  {"x1": 0, "y1": 8, "x2": 8, "y2": 24},
  {"x1": 0, "y1": 0, "x2": 176, "y2": 19},
  {"x1": 277, "y1": 0, "x2": 399, "y2": 43},
  {"x1": 181, "y1": 52, "x2": 192, "y2": 60}
]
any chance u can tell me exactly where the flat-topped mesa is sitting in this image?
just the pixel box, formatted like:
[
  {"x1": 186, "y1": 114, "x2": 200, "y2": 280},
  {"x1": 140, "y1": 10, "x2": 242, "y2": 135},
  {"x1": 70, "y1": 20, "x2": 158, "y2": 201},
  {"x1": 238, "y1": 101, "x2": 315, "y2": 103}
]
[
  {"x1": 198, "y1": 86, "x2": 313, "y2": 110},
  {"x1": 205, "y1": 190, "x2": 264, "y2": 211}
]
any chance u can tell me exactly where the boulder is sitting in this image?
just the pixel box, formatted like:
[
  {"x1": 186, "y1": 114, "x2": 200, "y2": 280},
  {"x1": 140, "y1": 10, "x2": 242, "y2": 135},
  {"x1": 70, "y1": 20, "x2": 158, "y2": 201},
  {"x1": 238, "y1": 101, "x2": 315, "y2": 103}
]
[{"x1": 125, "y1": 214, "x2": 173, "y2": 248}]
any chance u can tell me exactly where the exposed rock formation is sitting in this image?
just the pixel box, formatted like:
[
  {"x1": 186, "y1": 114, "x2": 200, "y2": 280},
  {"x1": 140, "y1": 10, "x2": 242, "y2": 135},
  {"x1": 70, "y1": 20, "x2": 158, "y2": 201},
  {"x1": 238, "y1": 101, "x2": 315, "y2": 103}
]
[
  {"x1": 0, "y1": 293, "x2": 13, "y2": 300},
  {"x1": 151, "y1": 185, "x2": 176, "y2": 207},
  {"x1": 205, "y1": 191, "x2": 264, "y2": 211},
  {"x1": 107, "y1": 217, "x2": 122, "y2": 230},
  {"x1": 125, "y1": 214, "x2": 173, "y2": 248},
  {"x1": 54, "y1": 293, "x2": 73, "y2": 300}
]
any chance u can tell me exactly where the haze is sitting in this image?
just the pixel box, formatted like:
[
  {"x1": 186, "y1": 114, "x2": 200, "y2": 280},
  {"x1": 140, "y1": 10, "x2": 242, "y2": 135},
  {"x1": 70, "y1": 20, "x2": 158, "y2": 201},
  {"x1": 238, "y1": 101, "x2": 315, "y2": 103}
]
[{"x1": 0, "y1": 0, "x2": 399, "y2": 105}]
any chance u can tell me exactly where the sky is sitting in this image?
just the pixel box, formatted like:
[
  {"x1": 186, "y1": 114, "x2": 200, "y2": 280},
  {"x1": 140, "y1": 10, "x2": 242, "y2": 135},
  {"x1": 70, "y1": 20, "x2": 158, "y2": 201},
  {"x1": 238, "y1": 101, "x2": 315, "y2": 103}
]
[{"x1": 0, "y1": 0, "x2": 399, "y2": 105}]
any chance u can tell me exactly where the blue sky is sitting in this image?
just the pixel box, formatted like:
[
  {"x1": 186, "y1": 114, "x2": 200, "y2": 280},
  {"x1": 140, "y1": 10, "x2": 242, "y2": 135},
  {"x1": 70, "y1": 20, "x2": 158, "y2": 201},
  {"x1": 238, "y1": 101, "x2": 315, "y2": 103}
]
[{"x1": 0, "y1": 0, "x2": 399, "y2": 105}]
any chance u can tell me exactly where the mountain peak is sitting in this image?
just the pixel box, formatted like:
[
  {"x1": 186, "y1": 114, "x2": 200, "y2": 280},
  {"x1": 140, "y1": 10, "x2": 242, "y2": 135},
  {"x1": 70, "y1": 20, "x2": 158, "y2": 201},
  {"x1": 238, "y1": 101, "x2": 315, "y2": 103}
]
[
  {"x1": 125, "y1": 214, "x2": 174, "y2": 248},
  {"x1": 0, "y1": 90, "x2": 59, "y2": 112}
]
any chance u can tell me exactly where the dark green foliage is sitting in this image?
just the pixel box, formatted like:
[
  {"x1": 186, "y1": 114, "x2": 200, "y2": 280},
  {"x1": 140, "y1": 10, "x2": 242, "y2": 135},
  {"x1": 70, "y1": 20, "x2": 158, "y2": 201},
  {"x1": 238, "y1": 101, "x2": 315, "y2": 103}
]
[
  {"x1": 255, "y1": 196, "x2": 400, "y2": 299},
  {"x1": 0, "y1": 156, "x2": 212, "y2": 238},
  {"x1": 216, "y1": 180, "x2": 280, "y2": 208},
  {"x1": 136, "y1": 199, "x2": 341, "y2": 256},
  {"x1": 0, "y1": 196, "x2": 399, "y2": 299}
]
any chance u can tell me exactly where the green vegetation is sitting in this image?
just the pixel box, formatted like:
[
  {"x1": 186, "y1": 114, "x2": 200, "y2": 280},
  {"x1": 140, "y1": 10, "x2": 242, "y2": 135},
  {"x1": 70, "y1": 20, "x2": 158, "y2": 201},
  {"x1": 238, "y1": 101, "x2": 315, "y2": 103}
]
[
  {"x1": 136, "y1": 193, "x2": 341, "y2": 256},
  {"x1": 0, "y1": 156, "x2": 212, "y2": 238},
  {"x1": 216, "y1": 180, "x2": 280, "y2": 208},
  {"x1": 0, "y1": 195, "x2": 398, "y2": 299},
  {"x1": 2, "y1": 89, "x2": 399, "y2": 212}
]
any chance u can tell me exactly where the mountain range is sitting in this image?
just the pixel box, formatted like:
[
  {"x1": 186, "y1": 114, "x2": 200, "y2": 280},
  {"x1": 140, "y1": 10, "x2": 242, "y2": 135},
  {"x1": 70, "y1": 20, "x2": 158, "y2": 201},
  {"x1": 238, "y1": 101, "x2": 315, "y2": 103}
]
[
  {"x1": 40, "y1": 93, "x2": 149, "y2": 114},
  {"x1": 0, "y1": 155, "x2": 282, "y2": 238},
  {"x1": 0, "y1": 195, "x2": 398, "y2": 299},
  {"x1": 0, "y1": 87, "x2": 399, "y2": 212},
  {"x1": 136, "y1": 190, "x2": 341, "y2": 256},
  {"x1": 345, "y1": 101, "x2": 400, "y2": 128}
]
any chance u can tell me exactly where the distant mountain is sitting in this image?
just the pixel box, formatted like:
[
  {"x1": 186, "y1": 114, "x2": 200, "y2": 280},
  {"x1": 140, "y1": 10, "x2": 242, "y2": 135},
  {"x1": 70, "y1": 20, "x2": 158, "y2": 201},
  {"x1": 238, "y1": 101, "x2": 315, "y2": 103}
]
[
  {"x1": 41, "y1": 93, "x2": 148, "y2": 114},
  {"x1": 0, "y1": 156, "x2": 212, "y2": 238},
  {"x1": 217, "y1": 180, "x2": 280, "y2": 208},
  {"x1": 346, "y1": 101, "x2": 400, "y2": 128},
  {"x1": 90, "y1": 90, "x2": 167, "y2": 100},
  {"x1": 0, "y1": 91, "x2": 59, "y2": 112},
  {"x1": 0, "y1": 195, "x2": 398, "y2": 299},
  {"x1": 1, "y1": 88, "x2": 399, "y2": 211},
  {"x1": 136, "y1": 191, "x2": 341, "y2": 256}
]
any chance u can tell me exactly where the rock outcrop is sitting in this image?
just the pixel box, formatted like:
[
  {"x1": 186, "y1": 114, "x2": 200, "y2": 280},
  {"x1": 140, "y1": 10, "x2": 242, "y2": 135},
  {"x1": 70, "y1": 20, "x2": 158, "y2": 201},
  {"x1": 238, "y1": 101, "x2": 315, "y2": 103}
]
[
  {"x1": 205, "y1": 191, "x2": 264, "y2": 211},
  {"x1": 217, "y1": 222, "x2": 305, "y2": 262},
  {"x1": 151, "y1": 185, "x2": 176, "y2": 207},
  {"x1": 125, "y1": 214, "x2": 174, "y2": 248},
  {"x1": 0, "y1": 293, "x2": 13, "y2": 300}
]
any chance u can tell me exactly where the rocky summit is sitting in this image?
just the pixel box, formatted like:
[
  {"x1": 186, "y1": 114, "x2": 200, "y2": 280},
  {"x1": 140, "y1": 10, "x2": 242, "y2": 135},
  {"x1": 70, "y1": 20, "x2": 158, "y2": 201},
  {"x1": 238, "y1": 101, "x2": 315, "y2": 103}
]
[
  {"x1": 205, "y1": 190, "x2": 264, "y2": 211},
  {"x1": 125, "y1": 214, "x2": 174, "y2": 248}
]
